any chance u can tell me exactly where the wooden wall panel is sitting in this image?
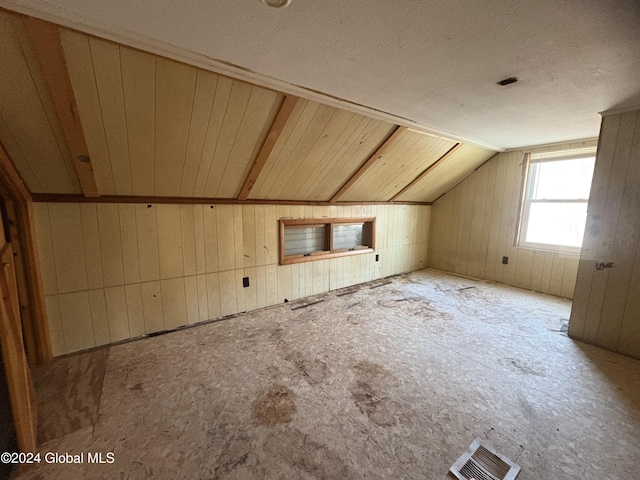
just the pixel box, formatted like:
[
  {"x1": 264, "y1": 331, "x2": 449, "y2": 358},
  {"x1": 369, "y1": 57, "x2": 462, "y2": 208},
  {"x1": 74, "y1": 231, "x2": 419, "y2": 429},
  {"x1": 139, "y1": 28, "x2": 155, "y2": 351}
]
[
  {"x1": 428, "y1": 140, "x2": 598, "y2": 298},
  {"x1": 97, "y1": 204, "x2": 125, "y2": 287},
  {"x1": 88, "y1": 289, "x2": 110, "y2": 346},
  {"x1": 569, "y1": 111, "x2": 640, "y2": 359},
  {"x1": 396, "y1": 144, "x2": 496, "y2": 202},
  {"x1": 91, "y1": 38, "x2": 133, "y2": 195},
  {"x1": 60, "y1": 29, "x2": 115, "y2": 194},
  {"x1": 135, "y1": 204, "x2": 161, "y2": 282},
  {"x1": 35, "y1": 202, "x2": 430, "y2": 355},
  {"x1": 155, "y1": 58, "x2": 197, "y2": 196},
  {"x1": 249, "y1": 99, "x2": 396, "y2": 201},
  {"x1": 49, "y1": 203, "x2": 88, "y2": 293},
  {"x1": 339, "y1": 131, "x2": 456, "y2": 201},
  {"x1": 121, "y1": 48, "x2": 156, "y2": 195},
  {"x1": 0, "y1": 13, "x2": 81, "y2": 194},
  {"x1": 58, "y1": 291, "x2": 94, "y2": 352},
  {"x1": 59, "y1": 27, "x2": 282, "y2": 198}
]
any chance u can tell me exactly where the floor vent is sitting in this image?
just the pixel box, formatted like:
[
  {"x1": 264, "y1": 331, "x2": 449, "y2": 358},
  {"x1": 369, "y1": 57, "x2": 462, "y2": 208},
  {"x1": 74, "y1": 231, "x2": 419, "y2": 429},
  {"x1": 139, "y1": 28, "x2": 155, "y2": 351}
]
[{"x1": 450, "y1": 439, "x2": 520, "y2": 480}]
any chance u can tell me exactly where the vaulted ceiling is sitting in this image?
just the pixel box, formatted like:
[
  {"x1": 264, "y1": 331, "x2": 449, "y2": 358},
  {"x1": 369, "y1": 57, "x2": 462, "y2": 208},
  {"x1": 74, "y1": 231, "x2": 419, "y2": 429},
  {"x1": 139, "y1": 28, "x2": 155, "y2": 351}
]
[
  {"x1": 2, "y1": 0, "x2": 639, "y2": 151},
  {"x1": 0, "y1": 11, "x2": 496, "y2": 203}
]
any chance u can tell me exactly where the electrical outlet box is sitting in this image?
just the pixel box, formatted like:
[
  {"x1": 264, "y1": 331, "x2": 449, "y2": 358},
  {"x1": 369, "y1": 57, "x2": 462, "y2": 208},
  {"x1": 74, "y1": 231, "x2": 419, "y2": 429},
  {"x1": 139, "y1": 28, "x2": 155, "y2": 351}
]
[
  {"x1": 375, "y1": 254, "x2": 379, "y2": 262},
  {"x1": 502, "y1": 256, "x2": 509, "y2": 265},
  {"x1": 242, "y1": 277, "x2": 249, "y2": 288}
]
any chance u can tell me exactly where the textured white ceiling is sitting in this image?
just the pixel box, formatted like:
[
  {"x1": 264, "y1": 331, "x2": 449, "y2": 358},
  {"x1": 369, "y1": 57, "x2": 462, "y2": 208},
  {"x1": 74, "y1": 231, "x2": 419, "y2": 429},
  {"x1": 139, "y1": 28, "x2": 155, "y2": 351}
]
[{"x1": 2, "y1": 0, "x2": 639, "y2": 150}]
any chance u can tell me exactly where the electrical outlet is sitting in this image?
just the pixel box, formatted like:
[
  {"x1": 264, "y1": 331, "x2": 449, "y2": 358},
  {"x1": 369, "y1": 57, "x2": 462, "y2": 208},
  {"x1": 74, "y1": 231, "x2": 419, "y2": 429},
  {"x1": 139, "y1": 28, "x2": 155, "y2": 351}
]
[
  {"x1": 375, "y1": 254, "x2": 379, "y2": 262},
  {"x1": 242, "y1": 277, "x2": 249, "y2": 288},
  {"x1": 502, "y1": 256, "x2": 509, "y2": 265}
]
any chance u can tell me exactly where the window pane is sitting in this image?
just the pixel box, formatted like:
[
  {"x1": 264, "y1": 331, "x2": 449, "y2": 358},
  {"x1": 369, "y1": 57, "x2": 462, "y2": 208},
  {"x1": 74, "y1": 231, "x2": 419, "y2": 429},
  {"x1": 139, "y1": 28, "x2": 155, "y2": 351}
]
[
  {"x1": 284, "y1": 226, "x2": 326, "y2": 256},
  {"x1": 332, "y1": 224, "x2": 364, "y2": 250},
  {"x1": 530, "y1": 157, "x2": 595, "y2": 200},
  {"x1": 525, "y1": 202, "x2": 588, "y2": 248}
]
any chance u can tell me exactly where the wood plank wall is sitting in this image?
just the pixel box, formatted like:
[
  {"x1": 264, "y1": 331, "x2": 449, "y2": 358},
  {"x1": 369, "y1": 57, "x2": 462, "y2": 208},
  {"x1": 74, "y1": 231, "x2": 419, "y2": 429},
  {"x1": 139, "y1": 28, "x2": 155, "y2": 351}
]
[
  {"x1": 428, "y1": 140, "x2": 597, "y2": 298},
  {"x1": 59, "y1": 29, "x2": 282, "y2": 198},
  {"x1": 569, "y1": 110, "x2": 640, "y2": 359},
  {"x1": 33, "y1": 203, "x2": 430, "y2": 356},
  {"x1": 0, "y1": 14, "x2": 81, "y2": 194}
]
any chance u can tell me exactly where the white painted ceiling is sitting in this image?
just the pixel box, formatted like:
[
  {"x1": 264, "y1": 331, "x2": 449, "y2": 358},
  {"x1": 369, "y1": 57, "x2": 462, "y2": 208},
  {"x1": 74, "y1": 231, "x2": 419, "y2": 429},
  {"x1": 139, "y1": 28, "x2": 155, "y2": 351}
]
[{"x1": 2, "y1": 0, "x2": 640, "y2": 150}]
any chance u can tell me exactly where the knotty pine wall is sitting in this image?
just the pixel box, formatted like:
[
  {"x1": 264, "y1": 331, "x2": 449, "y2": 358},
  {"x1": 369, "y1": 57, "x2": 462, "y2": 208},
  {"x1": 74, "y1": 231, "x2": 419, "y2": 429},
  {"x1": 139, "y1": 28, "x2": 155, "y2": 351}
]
[
  {"x1": 33, "y1": 203, "x2": 430, "y2": 356},
  {"x1": 428, "y1": 139, "x2": 597, "y2": 298},
  {"x1": 569, "y1": 110, "x2": 640, "y2": 359}
]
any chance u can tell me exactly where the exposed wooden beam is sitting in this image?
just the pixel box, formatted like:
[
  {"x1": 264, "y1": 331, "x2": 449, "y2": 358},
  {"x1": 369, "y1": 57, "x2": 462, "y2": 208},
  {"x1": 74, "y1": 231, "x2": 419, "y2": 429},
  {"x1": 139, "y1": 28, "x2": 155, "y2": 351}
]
[
  {"x1": 0, "y1": 144, "x2": 52, "y2": 364},
  {"x1": 237, "y1": 95, "x2": 299, "y2": 200},
  {"x1": 31, "y1": 193, "x2": 431, "y2": 206},
  {"x1": 23, "y1": 17, "x2": 100, "y2": 197},
  {"x1": 330, "y1": 126, "x2": 407, "y2": 203},
  {"x1": 389, "y1": 143, "x2": 462, "y2": 201}
]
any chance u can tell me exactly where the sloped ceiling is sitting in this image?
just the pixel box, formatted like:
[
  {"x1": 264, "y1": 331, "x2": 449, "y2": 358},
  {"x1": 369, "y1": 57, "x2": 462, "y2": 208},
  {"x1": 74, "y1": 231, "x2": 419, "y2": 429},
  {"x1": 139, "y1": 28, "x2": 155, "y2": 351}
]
[
  {"x1": 60, "y1": 29, "x2": 282, "y2": 197},
  {"x1": 1, "y1": 0, "x2": 639, "y2": 150},
  {"x1": 248, "y1": 99, "x2": 395, "y2": 201},
  {"x1": 0, "y1": 11, "x2": 499, "y2": 203},
  {"x1": 0, "y1": 13, "x2": 81, "y2": 194}
]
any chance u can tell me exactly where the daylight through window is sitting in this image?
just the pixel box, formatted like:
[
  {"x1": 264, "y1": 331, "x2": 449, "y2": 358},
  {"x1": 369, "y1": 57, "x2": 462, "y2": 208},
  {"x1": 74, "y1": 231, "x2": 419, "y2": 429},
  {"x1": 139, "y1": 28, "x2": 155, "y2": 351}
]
[{"x1": 518, "y1": 147, "x2": 596, "y2": 254}]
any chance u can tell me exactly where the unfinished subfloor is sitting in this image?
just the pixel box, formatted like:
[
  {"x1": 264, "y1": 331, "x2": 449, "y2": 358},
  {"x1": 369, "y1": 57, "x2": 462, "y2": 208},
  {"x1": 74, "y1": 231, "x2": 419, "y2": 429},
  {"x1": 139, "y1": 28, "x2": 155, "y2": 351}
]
[{"x1": 15, "y1": 268, "x2": 640, "y2": 479}]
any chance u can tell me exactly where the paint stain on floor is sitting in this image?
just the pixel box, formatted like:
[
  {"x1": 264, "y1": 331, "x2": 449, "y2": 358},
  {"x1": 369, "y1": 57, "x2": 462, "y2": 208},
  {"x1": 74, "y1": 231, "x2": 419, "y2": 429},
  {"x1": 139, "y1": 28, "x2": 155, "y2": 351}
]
[{"x1": 252, "y1": 384, "x2": 297, "y2": 426}]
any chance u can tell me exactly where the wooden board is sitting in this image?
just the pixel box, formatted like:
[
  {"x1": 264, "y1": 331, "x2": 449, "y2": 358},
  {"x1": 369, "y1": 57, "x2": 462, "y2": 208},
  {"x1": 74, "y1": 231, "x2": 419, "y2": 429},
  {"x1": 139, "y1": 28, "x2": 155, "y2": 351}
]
[
  {"x1": 59, "y1": 27, "x2": 281, "y2": 199},
  {"x1": 22, "y1": 17, "x2": 99, "y2": 197},
  {"x1": 0, "y1": 13, "x2": 80, "y2": 194},
  {"x1": 249, "y1": 99, "x2": 395, "y2": 201},
  {"x1": 396, "y1": 144, "x2": 496, "y2": 202},
  {"x1": 338, "y1": 130, "x2": 456, "y2": 202}
]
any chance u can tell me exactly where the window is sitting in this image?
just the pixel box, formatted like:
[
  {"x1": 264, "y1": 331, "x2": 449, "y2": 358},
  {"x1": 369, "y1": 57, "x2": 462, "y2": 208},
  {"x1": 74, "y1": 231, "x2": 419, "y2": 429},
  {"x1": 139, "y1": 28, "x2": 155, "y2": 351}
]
[
  {"x1": 518, "y1": 147, "x2": 596, "y2": 254},
  {"x1": 279, "y1": 218, "x2": 375, "y2": 265}
]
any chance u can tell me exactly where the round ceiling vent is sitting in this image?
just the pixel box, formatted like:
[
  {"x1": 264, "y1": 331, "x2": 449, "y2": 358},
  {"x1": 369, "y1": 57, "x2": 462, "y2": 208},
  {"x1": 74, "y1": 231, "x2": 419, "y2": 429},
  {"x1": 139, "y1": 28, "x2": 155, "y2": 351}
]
[{"x1": 261, "y1": 0, "x2": 291, "y2": 8}]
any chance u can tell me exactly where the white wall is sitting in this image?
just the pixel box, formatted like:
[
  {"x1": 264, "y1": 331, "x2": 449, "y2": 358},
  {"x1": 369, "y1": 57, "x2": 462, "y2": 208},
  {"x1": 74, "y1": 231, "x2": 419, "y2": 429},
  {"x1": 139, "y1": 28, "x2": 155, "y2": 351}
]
[{"x1": 33, "y1": 202, "x2": 430, "y2": 356}]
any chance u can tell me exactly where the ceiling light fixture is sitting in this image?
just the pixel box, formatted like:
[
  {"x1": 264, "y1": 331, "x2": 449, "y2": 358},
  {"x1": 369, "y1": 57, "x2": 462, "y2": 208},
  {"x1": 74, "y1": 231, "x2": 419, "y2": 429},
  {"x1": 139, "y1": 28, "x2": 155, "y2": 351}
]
[
  {"x1": 497, "y1": 77, "x2": 518, "y2": 86},
  {"x1": 260, "y1": 0, "x2": 291, "y2": 8}
]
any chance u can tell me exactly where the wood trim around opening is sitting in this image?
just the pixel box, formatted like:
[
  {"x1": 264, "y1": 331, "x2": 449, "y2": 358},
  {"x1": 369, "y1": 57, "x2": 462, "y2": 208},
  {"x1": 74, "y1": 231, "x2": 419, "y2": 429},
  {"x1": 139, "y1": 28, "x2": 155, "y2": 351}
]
[{"x1": 279, "y1": 217, "x2": 376, "y2": 265}]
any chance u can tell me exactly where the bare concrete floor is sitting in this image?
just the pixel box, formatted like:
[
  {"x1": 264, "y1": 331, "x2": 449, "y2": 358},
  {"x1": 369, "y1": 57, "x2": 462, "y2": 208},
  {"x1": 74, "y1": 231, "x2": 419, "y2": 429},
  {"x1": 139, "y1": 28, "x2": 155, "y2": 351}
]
[{"x1": 14, "y1": 268, "x2": 640, "y2": 479}]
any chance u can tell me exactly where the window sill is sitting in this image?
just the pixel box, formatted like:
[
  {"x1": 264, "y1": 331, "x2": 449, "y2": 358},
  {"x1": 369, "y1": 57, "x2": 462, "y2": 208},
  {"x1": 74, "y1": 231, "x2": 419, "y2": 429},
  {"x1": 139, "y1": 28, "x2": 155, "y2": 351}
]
[
  {"x1": 516, "y1": 243, "x2": 581, "y2": 256},
  {"x1": 280, "y1": 247, "x2": 374, "y2": 265}
]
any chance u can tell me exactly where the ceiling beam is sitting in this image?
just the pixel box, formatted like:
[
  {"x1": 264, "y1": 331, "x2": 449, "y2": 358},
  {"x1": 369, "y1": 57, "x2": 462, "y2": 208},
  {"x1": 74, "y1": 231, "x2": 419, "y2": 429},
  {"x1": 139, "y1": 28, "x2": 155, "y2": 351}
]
[
  {"x1": 237, "y1": 95, "x2": 299, "y2": 200},
  {"x1": 23, "y1": 17, "x2": 100, "y2": 197},
  {"x1": 389, "y1": 143, "x2": 462, "y2": 201},
  {"x1": 31, "y1": 193, "x2": 430, "y2": 206},
  {"x1": 330, "y1": 126, "x2": 406, "y2": 203}
]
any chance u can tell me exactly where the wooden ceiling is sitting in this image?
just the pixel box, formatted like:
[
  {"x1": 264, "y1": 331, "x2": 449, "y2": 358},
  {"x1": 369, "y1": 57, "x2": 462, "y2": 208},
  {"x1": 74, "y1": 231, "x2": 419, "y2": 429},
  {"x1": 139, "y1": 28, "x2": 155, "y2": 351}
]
[
  {"x1": 0, "y1": 14, "x2": 81, "y2": 194},
  {"x1": 0, "y1": 11, "x2": 497, "y2": 204}
]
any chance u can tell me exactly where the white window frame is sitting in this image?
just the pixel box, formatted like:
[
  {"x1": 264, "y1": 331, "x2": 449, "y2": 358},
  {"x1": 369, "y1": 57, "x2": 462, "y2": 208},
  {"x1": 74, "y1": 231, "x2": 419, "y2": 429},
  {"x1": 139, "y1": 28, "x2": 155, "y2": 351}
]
[{"x1": 517, "y1": 147, "x2": 597, "y2": 255}]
